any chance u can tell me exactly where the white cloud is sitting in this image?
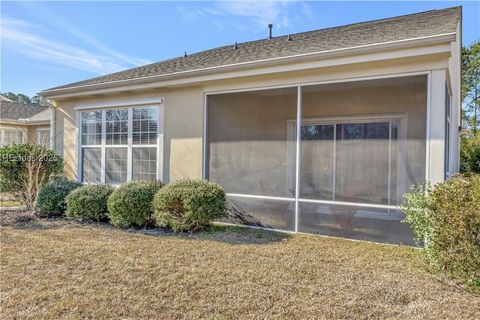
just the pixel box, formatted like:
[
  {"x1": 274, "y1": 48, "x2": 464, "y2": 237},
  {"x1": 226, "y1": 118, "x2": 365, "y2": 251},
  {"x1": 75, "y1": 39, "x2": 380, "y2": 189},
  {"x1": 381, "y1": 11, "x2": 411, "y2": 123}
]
[
  {"x1": 217, "y1": 1, "x2": 292, "y2": 29},
  {"x1": 19, "y1": 2, "x2": 151, "y2": 67},
  {"x1": 2, "y1": 25, "x2": 125, "y2": 74},
  {"x1": 177, "y1": 1, "x2": 314, "y2": 32},
  {"x1": 1, "y1": 16, "x2": 148, "y2": 75}
]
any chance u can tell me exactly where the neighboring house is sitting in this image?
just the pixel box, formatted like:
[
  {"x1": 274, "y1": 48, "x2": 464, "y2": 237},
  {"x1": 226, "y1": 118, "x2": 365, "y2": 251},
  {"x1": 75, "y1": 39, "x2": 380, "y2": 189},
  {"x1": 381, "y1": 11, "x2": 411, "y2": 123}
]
[
  {"x1": 0, "y1": 101, "x2": 51, "y2": 146},
  {"x1": 0, "y1": 95, "x2": 13, "y2": 102},
  {"x1": 40, "y1": 7, "x2": 462, "y2": 244}
]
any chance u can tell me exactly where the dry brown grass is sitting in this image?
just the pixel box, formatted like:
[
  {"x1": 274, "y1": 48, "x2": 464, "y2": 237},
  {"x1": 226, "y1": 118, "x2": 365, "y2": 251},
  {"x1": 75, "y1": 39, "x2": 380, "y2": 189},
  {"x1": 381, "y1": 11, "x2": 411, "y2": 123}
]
[{"x1": 1, "y1": 218, "x2": 479, "y2": 320}]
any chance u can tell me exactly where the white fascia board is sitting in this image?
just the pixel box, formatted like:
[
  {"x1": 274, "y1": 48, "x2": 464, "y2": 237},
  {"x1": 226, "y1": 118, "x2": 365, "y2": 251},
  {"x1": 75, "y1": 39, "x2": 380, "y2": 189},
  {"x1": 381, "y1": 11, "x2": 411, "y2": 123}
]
[
  {"x1": 40, "y1": 33, "x2": 455, "y2": 100},
  {"x1": 72, "y1": 96, "x2": 164, "y2": 111}
]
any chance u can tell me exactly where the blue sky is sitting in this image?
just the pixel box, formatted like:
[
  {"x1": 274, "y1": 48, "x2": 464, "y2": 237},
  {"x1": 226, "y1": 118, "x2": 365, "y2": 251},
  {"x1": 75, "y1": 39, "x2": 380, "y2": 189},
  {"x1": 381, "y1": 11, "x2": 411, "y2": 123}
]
[{"x1": 1, "y1": 1, "x2": 479, "y2": 97}]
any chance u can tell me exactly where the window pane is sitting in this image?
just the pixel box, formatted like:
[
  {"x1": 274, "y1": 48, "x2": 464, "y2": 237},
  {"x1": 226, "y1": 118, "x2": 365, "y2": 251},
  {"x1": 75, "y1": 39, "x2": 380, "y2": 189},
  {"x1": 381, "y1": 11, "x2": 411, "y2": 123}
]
[
  {"x1": 133, "y1": 106, "x2": 158, "y2": 144},
  {"x1": 335, "y1": 122, "x2": 390, "y2": 204},
  {"x1": 300, "y1": 124, "x2": 334, "y2": 200},
  {"x1": 105, "y1": 148, "x2": 127, "y2": 184},
  {"x1": 132, "y1": 147, "x2": 157, "y2": 181},
  {"x1": 2, "y1": 129, "x2": 24, "y2": 145},
  {"x1": 81, "y1": 111, "x2": 102, "y2": 145},
  {"x1": 37, "y1": 129, "x2": 50, "y2": 146},
  {"x1": 82, "y1": 148, "x2": 101, "y2": 183},
  {"x1": 106, "y1": 109, "x2": 128, "y2": 145}
]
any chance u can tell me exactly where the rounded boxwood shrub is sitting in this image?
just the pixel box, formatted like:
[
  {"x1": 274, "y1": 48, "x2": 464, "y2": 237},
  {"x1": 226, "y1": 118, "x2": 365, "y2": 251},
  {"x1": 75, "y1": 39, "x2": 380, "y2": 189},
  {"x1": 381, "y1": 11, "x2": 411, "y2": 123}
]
[
  {"x1": 66, "y1": 184, "x2": 114, "y2": 222},
  {"x1": 36, "y1": 176, "x2": 82, "y2": 216},
  {"x1": 153, "y1": 179, "x2": 227, "y2": 232},
  {"x1": 107, "y1": 180, "x2": 163, "y2": 228}
]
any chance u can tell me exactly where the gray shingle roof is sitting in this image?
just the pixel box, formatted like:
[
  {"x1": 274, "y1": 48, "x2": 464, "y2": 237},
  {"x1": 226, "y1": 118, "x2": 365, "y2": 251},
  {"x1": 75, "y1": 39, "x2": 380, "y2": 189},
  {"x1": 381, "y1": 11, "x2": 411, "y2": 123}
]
[
  {"x1": 45, "y1": 6, "x2": 461, "y2": 92},
  {"x1": 0, "y1": 101, "x2": 50, "y2": 122}
]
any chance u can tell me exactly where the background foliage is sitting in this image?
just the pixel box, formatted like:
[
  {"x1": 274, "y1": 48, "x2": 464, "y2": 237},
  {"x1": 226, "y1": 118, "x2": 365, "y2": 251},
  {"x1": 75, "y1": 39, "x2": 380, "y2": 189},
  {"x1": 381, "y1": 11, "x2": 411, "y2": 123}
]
[
  {"x1": 0, "y1": 144, "x2": 63, "y2": 209},
  {"x1": 462, "y1": 41, "x2": 480, "y2": 132}
]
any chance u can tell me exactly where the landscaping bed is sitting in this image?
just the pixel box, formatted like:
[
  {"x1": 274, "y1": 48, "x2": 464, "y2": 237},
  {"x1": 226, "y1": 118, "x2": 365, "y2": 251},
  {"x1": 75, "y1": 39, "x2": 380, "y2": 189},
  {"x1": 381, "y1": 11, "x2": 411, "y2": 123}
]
[{"x1": 1, "y1": 215, "x2": 479, "y2": 320}]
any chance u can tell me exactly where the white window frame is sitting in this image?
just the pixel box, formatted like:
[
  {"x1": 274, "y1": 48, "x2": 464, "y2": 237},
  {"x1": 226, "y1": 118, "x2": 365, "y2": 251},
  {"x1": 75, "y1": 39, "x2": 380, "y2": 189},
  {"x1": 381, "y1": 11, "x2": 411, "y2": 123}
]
[
  {"x1": 286, "y1": 114, "x2": 408, "y2": 207},
  {"x1": 36, "y1": 128, "x2": 50, "y2": 146},
  {"x1": 0, "y1": 128, "x2": 27, "y2": 146},
  {"x1": 77, "y1": 100, "x2": 164, "y2": 184}
]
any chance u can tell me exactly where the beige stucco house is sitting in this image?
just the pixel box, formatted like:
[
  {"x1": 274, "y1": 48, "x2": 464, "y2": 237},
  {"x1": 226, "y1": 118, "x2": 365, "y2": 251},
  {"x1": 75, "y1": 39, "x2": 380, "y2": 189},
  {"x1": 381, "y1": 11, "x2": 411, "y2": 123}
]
[
  {"x1": 0, "y1": 99, "x2": 51, "y2": 146},
  {"x1": 40, "y1": 7, "x2": 462, "y2": 244}
]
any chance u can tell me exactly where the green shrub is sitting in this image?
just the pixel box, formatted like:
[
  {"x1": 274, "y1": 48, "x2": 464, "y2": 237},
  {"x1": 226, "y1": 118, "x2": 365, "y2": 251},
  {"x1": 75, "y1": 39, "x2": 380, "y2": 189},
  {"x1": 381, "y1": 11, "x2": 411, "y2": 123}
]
[
  {"x1": 36, "y1": 176, "x2": 82, "y2": 216},
  {"x1": 66, "y1": 184, "x2": 113, "y2": 222},
  {"x1": 401, "y1": 175, "x2": 480, "y2": 292},
  {"x1": 0, "y1": 144, "x2": 63, "y2": 209},
  {"x1": 153, "y1": 179, "x2": 227, "y2": 232},
  {"x1": 107, "y1": 180, "x2": 163, "y2": 228},
  {"x1": 460, "y1": 135, "x2": 480, "y2": 173}
]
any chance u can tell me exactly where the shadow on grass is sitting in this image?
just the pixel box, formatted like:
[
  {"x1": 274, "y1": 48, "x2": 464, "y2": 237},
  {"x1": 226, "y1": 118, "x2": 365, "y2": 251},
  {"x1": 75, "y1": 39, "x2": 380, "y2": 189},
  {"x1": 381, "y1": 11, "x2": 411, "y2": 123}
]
[
  {"x1": 131, "y1": 223, "x2": 290, "y2": 245},
  {"x1": 1, "y1": 212, "x2": 290, "y2": 245}
]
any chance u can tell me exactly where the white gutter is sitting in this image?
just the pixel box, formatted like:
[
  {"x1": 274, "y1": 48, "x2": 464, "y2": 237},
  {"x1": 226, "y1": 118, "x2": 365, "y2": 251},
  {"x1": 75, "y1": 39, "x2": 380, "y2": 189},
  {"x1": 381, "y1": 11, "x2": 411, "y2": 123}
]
[
  {"x1": 0, "y1": 119, "x2": 50, "y2": 125},
  {"x1": 39, "y1": 32, "x2": 456, "y2": 99}
]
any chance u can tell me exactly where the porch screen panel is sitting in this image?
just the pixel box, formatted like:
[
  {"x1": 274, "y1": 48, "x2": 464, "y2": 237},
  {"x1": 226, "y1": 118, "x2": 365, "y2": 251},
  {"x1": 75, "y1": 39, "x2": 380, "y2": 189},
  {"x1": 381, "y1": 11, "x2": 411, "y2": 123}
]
[
  {"x1": 298, "y1": 75, "x2": 427, "y2": 244},
  {"x1": 207, "y1": 87, "x2": 297, "y2": 231}
]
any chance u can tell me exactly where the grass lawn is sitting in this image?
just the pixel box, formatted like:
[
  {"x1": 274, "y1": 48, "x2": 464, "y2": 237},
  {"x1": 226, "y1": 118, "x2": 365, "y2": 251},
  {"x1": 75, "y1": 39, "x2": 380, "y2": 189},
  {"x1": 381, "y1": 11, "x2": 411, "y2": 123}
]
[
  {"x1": 0, "y1": 201, "x2": 22, "y2": 207},
  {"x1": 1, "y1": 215, "x2": 479, "y2": 319}
]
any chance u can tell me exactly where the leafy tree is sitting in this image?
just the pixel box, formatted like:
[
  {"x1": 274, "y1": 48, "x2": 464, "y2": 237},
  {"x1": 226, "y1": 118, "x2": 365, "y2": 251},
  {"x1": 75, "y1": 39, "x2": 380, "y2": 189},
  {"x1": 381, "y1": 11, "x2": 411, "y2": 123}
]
[
  {"x1": 462, "y1": 41, "x2": 480, "y2": 132},
  {"x1": 15, "y1": 93, "x2": 32, "y2": 104},
  {"x1": 30, "y1": 95, "x2": 40, "y2": 104},
  {"x1": 1, "y1": 92, "x2": 18, "y2": 102},
  {"x1": 0, "y1": 144, "x2": 63, "y2": 210},
  {"x1": 0, "y1": 92, "x2": 37, "y2": 104}
]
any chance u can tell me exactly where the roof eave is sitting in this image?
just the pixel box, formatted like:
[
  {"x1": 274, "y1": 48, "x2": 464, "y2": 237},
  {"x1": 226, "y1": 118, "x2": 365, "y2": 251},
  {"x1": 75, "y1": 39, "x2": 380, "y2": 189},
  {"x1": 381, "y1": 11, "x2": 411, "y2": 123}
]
[
  {"x1": 39, "y1": 32, "x2": 456, "y2": 100},
  {"x1": 0, "y1": 119, "x2": 50, "y2": 126}
]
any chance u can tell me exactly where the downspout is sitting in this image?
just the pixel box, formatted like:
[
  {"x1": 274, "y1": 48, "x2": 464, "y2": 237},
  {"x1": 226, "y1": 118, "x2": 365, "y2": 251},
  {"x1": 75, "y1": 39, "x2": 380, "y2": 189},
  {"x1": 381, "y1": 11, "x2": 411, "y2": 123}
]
[
  {"x1": 50, "y1": 106, "x2": 56, "y2": 149},
  {"x1": 40, "y1": 95, "x2": 56, "y2": 149}
]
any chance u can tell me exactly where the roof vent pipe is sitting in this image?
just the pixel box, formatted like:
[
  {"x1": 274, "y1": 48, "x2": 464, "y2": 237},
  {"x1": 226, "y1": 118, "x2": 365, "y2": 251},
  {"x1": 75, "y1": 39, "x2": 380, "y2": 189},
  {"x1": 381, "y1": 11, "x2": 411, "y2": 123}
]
[
  {"x1": 184, "y1": 51, "x2": 187, "y2": 57},
  {"x1": 268, "y1": 24, "x2": 273, "y2": 39},
  {"x1": 287, "y1": 34, "x2": 292, "y2": 41},
  {"x1": 233, "y1": 42, "x2": 238, "y2": 49}
]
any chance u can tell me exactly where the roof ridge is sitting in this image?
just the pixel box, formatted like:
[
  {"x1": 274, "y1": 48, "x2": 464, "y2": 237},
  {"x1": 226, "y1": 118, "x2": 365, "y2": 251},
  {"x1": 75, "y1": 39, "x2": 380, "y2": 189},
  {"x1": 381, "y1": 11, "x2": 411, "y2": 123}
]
[
  {"x1": 41, "y1": 6, "x2": 461, "y2": 93},
  {"x1": 179, "y1": 6, "x2": 461, "y2": 55}
]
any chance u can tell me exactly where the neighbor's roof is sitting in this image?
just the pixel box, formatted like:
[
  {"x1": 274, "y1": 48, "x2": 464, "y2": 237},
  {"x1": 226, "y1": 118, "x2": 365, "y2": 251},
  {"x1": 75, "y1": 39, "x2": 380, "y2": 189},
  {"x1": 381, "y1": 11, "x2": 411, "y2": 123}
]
[
  {"x1": 0, "y1": 101, "x2": 50, "y2": 123},
  {"x1": 43, "y1": 6, "x2": 461, "y2": 93},
  {"x1": 0, "y1": 95, "x2": 13, "y2": 102}
]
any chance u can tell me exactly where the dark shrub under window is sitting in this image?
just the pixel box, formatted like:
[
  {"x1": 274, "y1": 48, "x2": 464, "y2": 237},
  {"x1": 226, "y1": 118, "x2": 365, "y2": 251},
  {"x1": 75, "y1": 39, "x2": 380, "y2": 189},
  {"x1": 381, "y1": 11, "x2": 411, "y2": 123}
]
[{"x1": 37, "y1": 176, "x2": 82, "y2": 216}]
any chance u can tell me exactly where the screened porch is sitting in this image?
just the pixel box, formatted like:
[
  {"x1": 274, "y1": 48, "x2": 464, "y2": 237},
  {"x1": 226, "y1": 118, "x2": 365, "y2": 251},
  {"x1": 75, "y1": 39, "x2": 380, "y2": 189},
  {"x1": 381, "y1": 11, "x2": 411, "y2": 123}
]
[{"x1": 206, "y1": 75, "x2": 428, "y2": 245}]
